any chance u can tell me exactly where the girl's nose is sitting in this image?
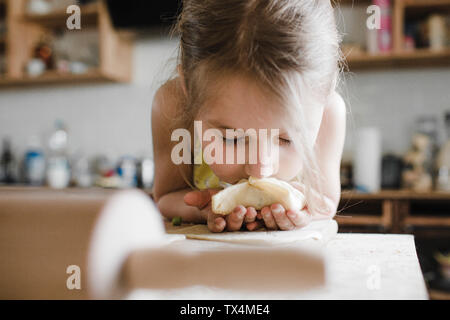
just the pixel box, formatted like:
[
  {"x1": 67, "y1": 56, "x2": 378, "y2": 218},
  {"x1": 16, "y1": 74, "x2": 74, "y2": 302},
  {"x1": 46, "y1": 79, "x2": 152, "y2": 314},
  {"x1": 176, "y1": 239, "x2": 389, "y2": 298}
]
[
  {"x1": 244, "y1": 145, "x2": 278, "y2": 179},
  {"x1": 245, "y1": 163, "x2": 274, "y2": 179}
]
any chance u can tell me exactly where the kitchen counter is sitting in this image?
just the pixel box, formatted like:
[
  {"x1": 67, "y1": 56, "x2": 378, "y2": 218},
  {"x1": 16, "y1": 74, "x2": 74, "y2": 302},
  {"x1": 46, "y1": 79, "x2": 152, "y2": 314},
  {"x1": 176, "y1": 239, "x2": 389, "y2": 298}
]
[{"x1": 128, "y1": 232, "x2": 429, "y2": 300}]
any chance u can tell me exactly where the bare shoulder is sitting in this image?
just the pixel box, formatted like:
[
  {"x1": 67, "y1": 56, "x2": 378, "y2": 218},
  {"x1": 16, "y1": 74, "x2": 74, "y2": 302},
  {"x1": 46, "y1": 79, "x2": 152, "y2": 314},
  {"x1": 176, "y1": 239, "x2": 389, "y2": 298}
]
[
  {"x1": 152, "y1": 78, "x2": 183, "y2": 124},
  {"x1": 151, "y1": 78, "x2": 192, "y2": 201},
  {"x1": 316, "y1": 91, "x2": 346, "y2": 150},
  {"x1": 325, "y1": 91, "x2": 346, "y2": 121}
]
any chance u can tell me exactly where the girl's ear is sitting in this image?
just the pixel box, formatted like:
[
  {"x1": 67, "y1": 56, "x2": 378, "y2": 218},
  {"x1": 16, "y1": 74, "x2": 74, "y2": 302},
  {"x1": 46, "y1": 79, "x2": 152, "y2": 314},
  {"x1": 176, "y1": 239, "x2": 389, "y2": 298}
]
[{"x1": 177, "y1": 65, "x2": 188, "y2": 97}]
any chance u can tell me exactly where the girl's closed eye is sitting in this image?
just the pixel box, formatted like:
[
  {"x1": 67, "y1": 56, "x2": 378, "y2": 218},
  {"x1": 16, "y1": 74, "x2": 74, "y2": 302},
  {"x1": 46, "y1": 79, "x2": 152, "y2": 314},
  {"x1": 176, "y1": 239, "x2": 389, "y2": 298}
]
[
  {"x1": 223, "y1": 136, "x2": 240, "y2": 144},
  {"x1": 223, "y1": 134, "x2": 245, "y2": 144},
  {"x1": 278, "y1": 137, "x2": 291, "y2": 146}
]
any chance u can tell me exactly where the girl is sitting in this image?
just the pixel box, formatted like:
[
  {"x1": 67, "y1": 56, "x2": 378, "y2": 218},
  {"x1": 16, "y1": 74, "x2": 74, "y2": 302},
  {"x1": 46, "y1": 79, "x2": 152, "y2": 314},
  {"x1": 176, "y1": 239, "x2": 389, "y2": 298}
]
[{"x1": 152, "y1": 0, "x2": 346, "y2": 232}]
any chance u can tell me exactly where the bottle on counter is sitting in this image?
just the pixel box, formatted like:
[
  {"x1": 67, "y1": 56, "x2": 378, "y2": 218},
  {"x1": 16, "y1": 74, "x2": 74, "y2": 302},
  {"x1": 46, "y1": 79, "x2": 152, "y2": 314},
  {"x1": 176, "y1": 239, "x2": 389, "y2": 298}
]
[
  {"x1": 46, "y1": 120, "x2": 71, "y2": 189},
  {"x1": 72, "y1": 154, "x2": 93, "y2": 188},
  {"x1": 136, "y1": 157, "x2": 154, "y2": 189},
  {"x1": 0, "y1": 137, "x2": 17, "y2": 184},
  {"x1": 24, "y1": 135, "x2": 46, "y2": 186},
  {"x1": 117, "y1": 155, "x2": 137, "y2": 188}
]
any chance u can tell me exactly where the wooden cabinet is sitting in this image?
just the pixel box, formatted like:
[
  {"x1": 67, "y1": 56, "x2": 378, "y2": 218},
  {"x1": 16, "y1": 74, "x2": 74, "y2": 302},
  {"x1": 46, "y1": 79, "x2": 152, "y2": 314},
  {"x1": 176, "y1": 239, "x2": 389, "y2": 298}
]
[
  {"x1": 337, "y1": 189, "x2": 450, "y2": 237},
  {"x1": 0, "y1": 0, "x2": 133, "y2": 87},
  {"x1": 337, "y1": 0, "x2": 450, "y2": 69}
]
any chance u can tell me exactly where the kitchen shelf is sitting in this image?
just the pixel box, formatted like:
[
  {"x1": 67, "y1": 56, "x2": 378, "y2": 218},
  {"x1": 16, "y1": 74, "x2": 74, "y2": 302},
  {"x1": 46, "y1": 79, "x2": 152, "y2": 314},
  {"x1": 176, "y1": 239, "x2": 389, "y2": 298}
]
[
  {"x1": 341, "y1": 189, "x2": 450, "y2": 200},
  {"x1": 338, "y1": 189, "x2": 450, "y2": 236},
  {"x1": 338, "y1": 0, "x2": 450, "y2": 70},
  {"x1": 22, "y1": 2, "x2": 99, "y2": 28},
  {"x1": 0, "y1": 68, "x2": 122, "y2": 87},
  {"x1": 0, "y1": 0, "x2": 133, "y2": 88},
  {"x1": 346, "y1": 49, "x2": 450, "y2": 69}
]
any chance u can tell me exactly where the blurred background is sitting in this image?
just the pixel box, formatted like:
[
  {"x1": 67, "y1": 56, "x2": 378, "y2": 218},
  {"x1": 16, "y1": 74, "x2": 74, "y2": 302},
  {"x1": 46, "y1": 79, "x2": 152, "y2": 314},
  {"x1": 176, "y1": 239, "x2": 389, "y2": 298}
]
[{"x1": 0, "y1": 0, "x2": 449, "y2": 299}]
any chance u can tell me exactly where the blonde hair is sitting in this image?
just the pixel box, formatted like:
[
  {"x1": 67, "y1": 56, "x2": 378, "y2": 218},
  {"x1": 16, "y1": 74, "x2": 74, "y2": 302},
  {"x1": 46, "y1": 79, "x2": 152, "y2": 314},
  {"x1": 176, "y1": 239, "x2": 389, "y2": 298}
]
[{"x1": 171, "y1": 0, "x2": 343, "y2": 215}]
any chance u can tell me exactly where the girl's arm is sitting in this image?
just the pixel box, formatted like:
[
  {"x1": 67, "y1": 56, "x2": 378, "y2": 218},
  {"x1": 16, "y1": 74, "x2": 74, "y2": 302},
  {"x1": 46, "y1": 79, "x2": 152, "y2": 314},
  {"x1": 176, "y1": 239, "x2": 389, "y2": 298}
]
[
  {"x1": 157, "y1": 188, "x2": 207, "y2": 223},
  {"x1": 311, "y1": 91, "x2": 347, "y2": 218},
  {"x1": 151, "y1": 80, "x2": 204, "y2": 223}
]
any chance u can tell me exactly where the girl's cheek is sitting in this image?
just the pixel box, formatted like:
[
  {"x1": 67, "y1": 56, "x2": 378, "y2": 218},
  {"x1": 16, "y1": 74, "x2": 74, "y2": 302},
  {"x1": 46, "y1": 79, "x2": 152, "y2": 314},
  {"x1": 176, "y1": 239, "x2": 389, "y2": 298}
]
[
  {"x1": 208, "y1": 143, "x2": 244, "y2": 183},
  {"x1": 276, "y1": 149, "x2": 303, "y2": 180}
]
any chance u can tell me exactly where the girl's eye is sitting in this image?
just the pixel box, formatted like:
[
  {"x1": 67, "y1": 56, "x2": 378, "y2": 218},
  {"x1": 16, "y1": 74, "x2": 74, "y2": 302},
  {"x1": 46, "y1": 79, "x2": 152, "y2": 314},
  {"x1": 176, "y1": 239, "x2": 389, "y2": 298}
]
[
  {"x1": 223, "y1": 137, "x2": 243, "y2": 144},
  {"x1": 279, "y1": 137, "x2": 291, "y2": 145}
]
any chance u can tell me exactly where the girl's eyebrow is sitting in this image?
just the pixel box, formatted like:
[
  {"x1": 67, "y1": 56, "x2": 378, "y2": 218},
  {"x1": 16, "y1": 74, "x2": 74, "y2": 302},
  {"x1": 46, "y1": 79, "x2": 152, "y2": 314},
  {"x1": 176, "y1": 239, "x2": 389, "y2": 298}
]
[
  {"x1": 206, "y1": 120, "x2": 288, "y2": 136},
  {"x1": 206, "y1": 120, "x2": 234, "y2": 129}
]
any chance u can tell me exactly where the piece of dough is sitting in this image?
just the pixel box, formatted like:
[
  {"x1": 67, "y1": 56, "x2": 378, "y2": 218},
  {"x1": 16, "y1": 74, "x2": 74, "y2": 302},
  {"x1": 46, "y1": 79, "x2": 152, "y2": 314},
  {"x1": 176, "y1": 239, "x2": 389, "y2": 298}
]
[
  {"x1": 211, "y1": 176, "x2": 306, "y2": 215},
  {"x1": 167, "y1": 219, "x2": 338, "y2": 246}
]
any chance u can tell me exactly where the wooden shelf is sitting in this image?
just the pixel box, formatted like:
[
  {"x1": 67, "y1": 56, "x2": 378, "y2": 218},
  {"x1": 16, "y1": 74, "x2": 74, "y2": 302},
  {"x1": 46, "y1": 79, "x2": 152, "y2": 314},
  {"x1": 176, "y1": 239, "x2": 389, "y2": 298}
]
[
  {"x1": 335, "y1": 215, "x2": 383, "y2": 226},
  {"x1": 405, "y1": 216, "x2": 450, "y2": 227},
  {"x1": 339, "y1": 0, "x2": 450, "y2": 70},
  {"x1": 403, "y1": 0, "x2": 450, "y2": 8},
  {"x1": 0, "y1": 68, "x2": 122, "y2": 87},
  {"x1": 346, "y1": 48, "x2": 450, "y2": 69},
  {"x1": 22, "y1": 2, "x2": 100, "y2": 29},
  {"x1": 338, "y1": 189, "x2": 450, "y2": 235},
  {"x1": 341, "y1": 189, "x2": 450, "y2": 200},
  {"x1": 0, "y1": 0, "x2": 133, "y2": 87}
]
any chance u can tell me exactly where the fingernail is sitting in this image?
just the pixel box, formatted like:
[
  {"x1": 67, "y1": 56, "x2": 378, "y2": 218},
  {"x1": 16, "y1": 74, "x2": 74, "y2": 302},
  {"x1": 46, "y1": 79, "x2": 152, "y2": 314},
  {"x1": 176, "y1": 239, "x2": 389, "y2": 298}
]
[
  {"x1": 271, "y1": 204, "x2": 283, "y2": 214},
  {"x1": 234, "y1": 206, "x2": 244, "y2": 217}
]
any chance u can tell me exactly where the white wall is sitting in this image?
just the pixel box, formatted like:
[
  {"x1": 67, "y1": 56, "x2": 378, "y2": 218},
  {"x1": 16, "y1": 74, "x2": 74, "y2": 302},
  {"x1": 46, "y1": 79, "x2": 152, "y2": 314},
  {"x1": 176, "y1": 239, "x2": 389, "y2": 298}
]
[
  {"x1": 341, "y1": 68, "x2": 450, "y2": 161},
  {"x1": 0, "y1": 32, "x2": 450, "y2": 164}
]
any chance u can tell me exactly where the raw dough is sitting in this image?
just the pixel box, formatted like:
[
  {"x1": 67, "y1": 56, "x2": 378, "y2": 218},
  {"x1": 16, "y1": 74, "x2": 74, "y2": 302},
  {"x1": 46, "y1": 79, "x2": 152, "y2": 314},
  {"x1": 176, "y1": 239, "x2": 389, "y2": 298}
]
[
  {"x1": 211, "y1": 176, "x2": 306, "y2": 215},
  {"x1": 167, "y1": 219, "x2": 338, "y2": 246}
]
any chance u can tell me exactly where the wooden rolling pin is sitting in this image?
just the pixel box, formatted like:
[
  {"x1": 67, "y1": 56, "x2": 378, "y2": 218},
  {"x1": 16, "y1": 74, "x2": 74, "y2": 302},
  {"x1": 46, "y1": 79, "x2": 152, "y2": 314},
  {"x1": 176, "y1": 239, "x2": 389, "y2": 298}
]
[{"x1": 0, "y1": 188, "x2": 324, "y2": 299}]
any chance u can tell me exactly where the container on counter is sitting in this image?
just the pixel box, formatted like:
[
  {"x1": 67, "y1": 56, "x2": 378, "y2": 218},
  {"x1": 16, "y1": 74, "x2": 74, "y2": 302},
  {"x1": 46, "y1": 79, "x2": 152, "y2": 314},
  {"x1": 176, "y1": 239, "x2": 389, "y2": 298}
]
[
  {"x1": 353, "y1": 127, "x2": 382, "y2": 193},
  {"x1": 374, "y1": 0, "x2": 392, "y2": 52},
  {"x1": 138, "y1": 157, "x2": 155, "y2": 189},
  {"x1": 73, "y1": 155, "x2": 93, "y2": 188},
  {"x1": 46, "y1": 120, "x2": 71, "y2": 189},
  {"x1": 0, "y1": 137, "x2": 17, "y2": 184},
  {"x1": 381, "y1": 154, "x2": 404, "y2": 189},
  {"x1": 117, "y1": 156, "x2": 137, "y2": 188},
  {"x1": 24, "y1": 135, "x2": 46, "y2": 186}
]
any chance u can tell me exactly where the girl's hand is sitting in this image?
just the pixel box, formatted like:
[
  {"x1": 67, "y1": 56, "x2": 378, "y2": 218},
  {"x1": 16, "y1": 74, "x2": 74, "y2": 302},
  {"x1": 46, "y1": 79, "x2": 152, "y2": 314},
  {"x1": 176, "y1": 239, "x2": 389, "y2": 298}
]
[
  {"x1": 260, "y1": 203, "x2": 311, "y2": 231},
  {"x1": 260, "y1": 181, "x2": 311, "y2": 231},
  {"x1": 183, "y1": 189, "x2": 259, "y2": 232}
]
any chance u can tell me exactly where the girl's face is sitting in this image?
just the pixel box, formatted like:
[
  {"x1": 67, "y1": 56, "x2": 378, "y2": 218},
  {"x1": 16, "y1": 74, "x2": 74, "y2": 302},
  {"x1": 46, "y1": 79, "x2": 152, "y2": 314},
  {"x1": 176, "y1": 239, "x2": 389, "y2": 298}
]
[{"x1": 195, "y1": 74, "x2": 324, "y2": 184}]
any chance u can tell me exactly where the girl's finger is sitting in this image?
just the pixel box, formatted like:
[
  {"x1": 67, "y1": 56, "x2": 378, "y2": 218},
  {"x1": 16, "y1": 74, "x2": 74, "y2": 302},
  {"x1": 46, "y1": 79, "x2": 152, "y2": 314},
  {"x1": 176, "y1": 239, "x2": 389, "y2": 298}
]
[
  {"x1": 261, "y1": 206, "x2": 277, "y2": 230},
  {"x1": 207, "y1": 211, "x2": 226, "y2": 233},
  {"x1": 184, "y1": 189, "x2": 222, "y2": 209},
  {"x1": 244, "y1": 207, "x2": 257, "y2": 223},
  {"x1": 286, "y1": 209, "x2": 312, "y2": 228},
  {"x1": 256, "y1": 212, "x2": 263, "y2": 220},
  {"x1": 184, "y1": 190, "x2": 211, "y2": 209},
  {"x1": 246, "y1": 220, "x2": 265, "y2": 231},
  {"x1": 226, "y1": 205, "x2": 246, "y2": 231},
  {"x1": 270, "y1": 204, "x2": 295, "y2": 230}
]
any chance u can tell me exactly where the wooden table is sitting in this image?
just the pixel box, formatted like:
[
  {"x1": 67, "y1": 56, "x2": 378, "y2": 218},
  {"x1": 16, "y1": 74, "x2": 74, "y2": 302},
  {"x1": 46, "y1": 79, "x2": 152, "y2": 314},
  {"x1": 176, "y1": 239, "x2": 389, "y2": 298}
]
[{"x1": 127, "y1": 233, "x2": 429, "y2": 300}]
